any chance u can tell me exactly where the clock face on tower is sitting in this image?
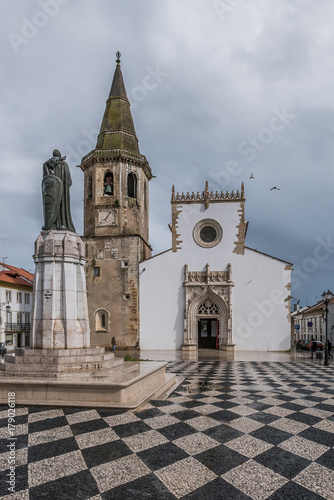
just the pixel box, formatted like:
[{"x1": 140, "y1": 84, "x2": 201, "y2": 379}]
[{"x1": 98, "y1": 208, "x2": 116, "y2": 226}]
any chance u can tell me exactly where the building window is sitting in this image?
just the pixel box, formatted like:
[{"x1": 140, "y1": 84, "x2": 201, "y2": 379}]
[
  {"x1": 6, "y1": 291, "x2": 11, "y2": 302},
  {"x1": 93, "y1": 267, "x2": 101, "y2": 277},
  {"x1": 17, "y1": 292, "x2": 22, "y2": 303},
  {"x1": 17, "y1": 313, "x2": 22, "y2": 324},
  {"x1": 101, "y1": 314, "x2": 106, "y2": 328},
  {"x1": 25, "y1": 313, "x2": 30, "y2": 324},
  {"x1": 127, "y1": 172, "x2": 137, "y2": 199},
  {"x1": 88, "y1": 175, "x2": 92, "y2": 198},
  {"x1": 104, "y1": 171, "x2": 113, "y2": 196},
  {"x1": 5, "y1": 334, "x2": 13, "y2": 346},
  {"x1": 24, "y1": 293, "x2": 30, "y2": 304},
  {"x1": 6, "y1": 311, "x2": 12, "y2": 324},
  {"x1": 95, "y1": 309, "x2": 109, "y2": 331},
  {"x1": 193, "y1": 219, "x2": 223, "y2": 248}
]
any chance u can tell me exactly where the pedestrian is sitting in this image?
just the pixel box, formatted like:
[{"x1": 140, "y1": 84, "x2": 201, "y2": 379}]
[
  {"x1": 310, "y1": 337, "x2": 317, "y2": 359},
  {"x1": 328, "y1": 340, "x2": 332, "y2": 359},
  {"x1": 111, "y1": 336, "x2": 116, "y2": 353}
]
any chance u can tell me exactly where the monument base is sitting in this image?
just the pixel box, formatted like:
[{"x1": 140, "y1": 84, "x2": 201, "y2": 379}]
[{"x1": 0, "y1": 348, "x2": 183, "y2": 409}]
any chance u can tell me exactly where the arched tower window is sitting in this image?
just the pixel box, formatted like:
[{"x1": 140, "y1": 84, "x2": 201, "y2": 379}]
[
  {"x1": 127, "y1": 172, "x2": 137, "y2": 199},
  {"x1": 104, "y1": 171, "x2": 113, "y2": 196},
  {"x1": 88, "y1": 175, "x2": 92, "y2": 198},
  {"x1": 144, "y1": 181, "x2": 147, "y2": 209},
  {"x1": 95, "y1": 309, "x2": 109, "y2": 331}
]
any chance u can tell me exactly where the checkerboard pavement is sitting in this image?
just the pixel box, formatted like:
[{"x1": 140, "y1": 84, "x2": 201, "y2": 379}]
[{"x1": 1, "y1": 360, "x2": 334, "y2": 499}]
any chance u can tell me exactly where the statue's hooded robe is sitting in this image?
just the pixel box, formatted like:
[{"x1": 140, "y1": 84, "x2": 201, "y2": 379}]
[{"x1": 43, "y1": 149, "x2": 75, "y2": 232}]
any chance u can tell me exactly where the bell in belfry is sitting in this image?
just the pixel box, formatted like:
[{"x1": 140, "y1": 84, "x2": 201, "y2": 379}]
[{"x1": 104, "y1": 174, "x2": 113, "y2": 195}]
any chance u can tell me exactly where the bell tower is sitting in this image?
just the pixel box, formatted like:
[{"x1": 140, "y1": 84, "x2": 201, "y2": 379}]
[{"x1": 80, "y1": 53, "x2": 153, "y2": 348}]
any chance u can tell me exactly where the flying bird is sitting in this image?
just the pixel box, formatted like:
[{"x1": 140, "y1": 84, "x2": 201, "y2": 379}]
[
  {"x1": 249, "y1": 173, "x2": 254, "y2": 179},
  {"x1": 270, "y1": 187, "x2": 280, "y2": 190}
]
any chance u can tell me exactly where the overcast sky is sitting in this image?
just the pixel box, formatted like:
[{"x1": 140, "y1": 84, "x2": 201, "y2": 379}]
[{"x1": 1, "y1": 0, "x2": 334, "y2": 306}]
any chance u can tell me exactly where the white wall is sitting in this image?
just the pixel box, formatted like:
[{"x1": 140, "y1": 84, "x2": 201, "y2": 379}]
[{"x1": 140, "y1": 200, "x2": 291, "y2": 351}]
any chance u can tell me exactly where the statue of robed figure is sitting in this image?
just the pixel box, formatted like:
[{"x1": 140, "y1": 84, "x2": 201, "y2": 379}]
[{"x1": 42, "y1": 149, "x2": 76, "y2": 232}]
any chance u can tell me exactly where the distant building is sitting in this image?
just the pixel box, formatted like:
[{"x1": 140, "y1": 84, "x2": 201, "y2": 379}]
[
  {"x1": 291, "y1": 298, "x2": 334, "y2": 345},
  {"x1": 0, "y1": 263, "x2": 34, "y2": 350}
]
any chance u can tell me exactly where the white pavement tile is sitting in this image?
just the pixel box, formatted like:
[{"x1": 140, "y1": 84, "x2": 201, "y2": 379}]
[
  {"x1": 155, "y1": 456, "x2": 217, "y2": 499},
  {"x1": 222, "y1": 459, "x2": 288, "y2": 500}
]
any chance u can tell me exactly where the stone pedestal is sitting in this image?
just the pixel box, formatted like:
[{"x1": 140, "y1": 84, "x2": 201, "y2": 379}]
[
  {"x1": 0, "y1": 229, "x2": 182, "y2": 408},
  {"x1": 31, "y1": 230, "x2": 90, "y2": 349}
]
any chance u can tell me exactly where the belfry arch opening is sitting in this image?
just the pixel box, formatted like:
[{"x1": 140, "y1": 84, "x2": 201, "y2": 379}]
[
  {"x1": 127, "y1": 172, "x2": 137, "y2": 199},
  {"x1": 104, "y1": 171, "x2": 113, "y2": 196}
]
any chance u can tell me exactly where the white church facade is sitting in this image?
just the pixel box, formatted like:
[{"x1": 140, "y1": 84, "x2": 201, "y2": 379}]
[
  {"x1": 80, "y1": 55, "x2": 292, "y2": 353},
  {"x1": 140, "y1": 181, "x2": 292, "y2": 352}
]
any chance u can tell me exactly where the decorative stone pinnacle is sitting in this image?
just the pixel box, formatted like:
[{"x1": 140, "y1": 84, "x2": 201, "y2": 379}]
[
  {"x1": 204, "y1": 180, "x2": 210, "y2": 209},
  {"x1": 116, "y1": 51, "x2": 121, "y2": 65},
  {"x1": 241, "y1": 182, "x2": 245, "y2": 198},
  {"x1": 171, "y1": 185, "x2": 175, "y2": 201}
]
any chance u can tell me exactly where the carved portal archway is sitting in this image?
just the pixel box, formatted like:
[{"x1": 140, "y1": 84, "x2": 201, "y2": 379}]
[{"x1": 183, "y1": 264, "x2": 234, "y2": 351}]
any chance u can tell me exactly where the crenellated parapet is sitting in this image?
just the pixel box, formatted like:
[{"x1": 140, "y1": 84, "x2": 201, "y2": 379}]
[{"x1": 171, "y1": 181, "x2": 245, "y2": 205}]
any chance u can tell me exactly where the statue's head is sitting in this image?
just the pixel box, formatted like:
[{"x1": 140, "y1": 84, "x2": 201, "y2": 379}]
[{"x1": 53, "y1": 149, "x2": 61, "y2": 157}]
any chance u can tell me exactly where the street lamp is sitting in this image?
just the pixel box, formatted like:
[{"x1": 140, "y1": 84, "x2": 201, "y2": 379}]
[{"x1": 321, "y1": 290, "x2": 333, "y2": 366}]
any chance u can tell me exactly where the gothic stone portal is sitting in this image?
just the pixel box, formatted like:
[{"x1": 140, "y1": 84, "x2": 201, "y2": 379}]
[{"x1": 182, "y1": 264, "x2": 234, "y2": 351}]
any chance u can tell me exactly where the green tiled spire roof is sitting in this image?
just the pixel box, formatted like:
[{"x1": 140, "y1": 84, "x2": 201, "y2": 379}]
[{"x1": 96, "y1": 52, "x2": 140, "y2": 154}]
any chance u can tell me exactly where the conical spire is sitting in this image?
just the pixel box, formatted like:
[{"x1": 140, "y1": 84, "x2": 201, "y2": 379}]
[{"x1": 96, "y1": 52, "x2": 140, "y2": 154}]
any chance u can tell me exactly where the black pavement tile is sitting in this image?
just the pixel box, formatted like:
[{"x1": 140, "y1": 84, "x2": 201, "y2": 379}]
[
  {"x1": 28, "y1": 437, "x2": 79, "y2": 463},
  {"x1": 179, "y1": 400, "x2": 207, "y2": 409},
  {"x1": 69, "y1": 418, "x2": 109, "y2": 436},
  {"x1": 209, "y1": 410, "x2": 241, "y2": 423},
  {"x1": 158, "y1": 422, "x2": 197, "y2": 441},
  {"x1": 267, "y1": 481, "x2": 325, "y2": 499},
  {"x1": 196, "y1": 443, "x2": 248, "y2": 475},
  {"x1": 171, "y1": 409, "x2": 201, "y2": 421},
  {"x1": 113, "y1": 420, "x2": 152, "y2": 439},
  {"x1": 149, "y1": 400, "x2": 175, "y2": 407},
  {"x1": 28, "y1": 416, "x2": 69, "y2": 434},
  {"x1": 0, "y1": 414, "x2": 28, "y2": 428},
  {"x1": 82, "y1": 440, "x2": 132, "y2": 468},
  {"x1": 250, "y1": 426, "x2": 292, "y2": 446},
  {"x1": 203, "y1": 424, "x2": 243, "y2": 444},
  {"x1": 299, "y1": 427, "x2": 334, "y2": 448},
  {"x1": 279, "y1": 402, "x2": 306, "y2": 412},
  {"x1": 134, "y1": 407, "x2": 166, "y2": 420},
  {"x1": 212, "y1": 400, "x2": 239, "y2": 410},
  {"x1": 62, "y1": 407, "x2": 90, "y2": 415},
  {"x1": 306, "y1": 396, "x2": 328, "y2": 403},
  {"x1": 182, "y1": 477, "x2": 252, "y2": 500},
  {"x1": 247, "y1": 412, "x2": 280, "y2": 425},
  {"x1": 29, "y1": 470, "x2": 99, "y2": 500},
  {"x1": 272, "y1": 395, "x2": 296, "y2": 402},
  {"x1": 254, "y1": 447, "x2": 311, "y2": 479},
  {"x1": 313, "y1": 402, "x2": 334, "y2": 413},
  {"x1": 97, "y1": 409, "x2": 127, "y2": 418},
  {"x1": 285, "y1": 412, "x2": 322, "y2": 426},
  {"x1": 316, "y1": 448, "x2": 334, "y2": 470},
  {"x1": 101, "y1": 473, "x2": 175, "y2": 500},
  {"x1": 0, "y1": 464, "x2": 28, "y2": 495},
  {"x1": 0, "y1": 433, "x2": 28, "y2": 453},
  {"x1": 245, "y1": 402, "x2": 273, "y2": 412},
  {"x1": 28, "y1": 406, "x2": 60, "y2": 414},
  {"x1": 138, "y1": 442, "x2": 189, "y2": 471}
]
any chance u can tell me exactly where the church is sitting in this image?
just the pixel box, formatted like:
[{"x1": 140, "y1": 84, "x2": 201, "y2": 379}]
[{"x1": 80, "y1": 55, "x2": 292, "y2": 352}]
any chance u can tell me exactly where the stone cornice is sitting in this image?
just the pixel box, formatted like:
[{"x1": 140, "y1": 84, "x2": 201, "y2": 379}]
[
  {"x1": 80, "y1": 149, "x2": 153, "y2": 180},
  {"x1": 172, "y1": 181, "x2": 245, "y2": 205}
]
